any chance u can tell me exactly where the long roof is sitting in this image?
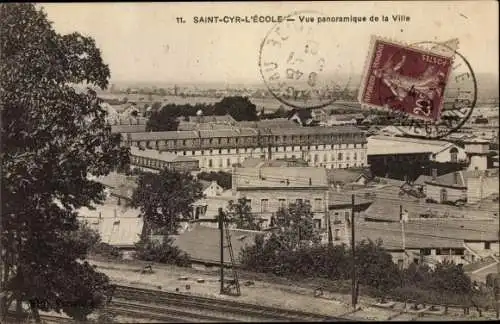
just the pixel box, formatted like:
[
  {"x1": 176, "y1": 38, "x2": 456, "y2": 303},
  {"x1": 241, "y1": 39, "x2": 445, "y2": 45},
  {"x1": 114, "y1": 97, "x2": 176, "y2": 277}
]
[
  {"x1": 172, "y1": 224, "x2": 261, "y2": 265},
  {"x1": 130, "y1": 146, "x2": 197, "y2": 163},
  {"x1": 367, "y1": 135, "x2": 455, "y2": 156},
  {"x1": 362, "y1": 198, "x2": 496, "y2": 222},
  {"x1": 356, "y1": 221, "x2": 465, "y2": 249},
  {"x1": 233, "y1": 166, "x2": 328, "y2": 189}
]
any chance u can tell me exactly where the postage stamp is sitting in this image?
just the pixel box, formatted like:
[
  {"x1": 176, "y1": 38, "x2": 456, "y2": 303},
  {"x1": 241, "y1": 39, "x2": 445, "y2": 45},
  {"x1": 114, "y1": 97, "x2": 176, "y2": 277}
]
[
  {"x1": 259, "y1": 11, "x2": 351, "y2": 110},
  {"x1": 358, "y1": 36, "x2": 454, "y2": 122},
  {"x1": 380, "y1": 40, "x2": 477, "y2": 140}
]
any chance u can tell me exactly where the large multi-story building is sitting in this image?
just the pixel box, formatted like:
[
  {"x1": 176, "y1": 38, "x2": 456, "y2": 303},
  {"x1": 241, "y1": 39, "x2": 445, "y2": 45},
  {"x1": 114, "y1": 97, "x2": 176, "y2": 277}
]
[
  {"x1": 123, "y1": 124, "x2": 367, "y2": 172},
  {"x1": 231, "y1": 166, "x2": 330, "y2": 229}
]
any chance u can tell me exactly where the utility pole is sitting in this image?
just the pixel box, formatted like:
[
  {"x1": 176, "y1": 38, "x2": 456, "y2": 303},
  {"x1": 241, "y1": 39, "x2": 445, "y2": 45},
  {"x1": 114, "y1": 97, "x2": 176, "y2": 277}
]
[
  {"x1": 219, "y1": 208, "x2": 224, "y2": 295},
  {"x1": 351, "y1": 194, "x2": 357, "y2": 310}
]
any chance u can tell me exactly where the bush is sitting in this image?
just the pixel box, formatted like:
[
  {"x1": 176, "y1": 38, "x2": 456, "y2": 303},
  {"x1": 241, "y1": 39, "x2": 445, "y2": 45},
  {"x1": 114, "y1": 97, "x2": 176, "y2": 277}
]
[
  {"x1": 91, "y1": 243, "x2": 122, "y2": 259},
  {"x1": 134, "y1": 236, "x2": 191, "y2": 267}
]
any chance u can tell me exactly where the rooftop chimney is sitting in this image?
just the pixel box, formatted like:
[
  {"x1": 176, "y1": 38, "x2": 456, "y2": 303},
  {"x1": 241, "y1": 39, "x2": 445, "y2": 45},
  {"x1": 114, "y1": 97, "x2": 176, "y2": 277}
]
[{"x1": 431, "y1": 168, "x2": 437, "y2": 181}]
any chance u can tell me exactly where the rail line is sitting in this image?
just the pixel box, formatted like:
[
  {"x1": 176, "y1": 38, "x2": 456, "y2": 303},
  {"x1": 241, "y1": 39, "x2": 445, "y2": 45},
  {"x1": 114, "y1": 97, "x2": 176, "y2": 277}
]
[{"x1": 112, "y1": 284, "x2": 347, "y2": 322}]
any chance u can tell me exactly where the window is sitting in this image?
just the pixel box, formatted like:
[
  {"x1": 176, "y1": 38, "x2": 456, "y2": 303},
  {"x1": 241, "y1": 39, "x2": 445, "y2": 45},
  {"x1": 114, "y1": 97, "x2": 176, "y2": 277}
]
[
  {"x1": 246, "y1": 199, "x2": 252, "y2": 208},
  {"x1": 261, "y1": 199, "x2": 269, "y2": 213},
  {"x1": 183, "y1": 151, "x2": 186, "y2": 156},
  {"x1": 440, "y1": 188, "x2": 448, "y2": 202},
  {"x1": 314, "y1": 198, "x2": 322, "y2": 211},
  {"x1": 345, "y1": 211, "x2": 350, "y2": 222},
  {"x1": 345, "y1": 152, "x2": 350, "y2": 161},
  {"x1": 485, "y1": 242, "x2": 491, "y2": 250},
  {"x1": 314, "y1": 154, "x2": 319, "y2": 162},
  {"x1": 278, "y1": 199, "x2": 287, "y2": 209},
  {"x1": 338, "y1": 152, "x2": 343, "y2": 161},
  {"x1": 296, "y1": 199, "x2": 303, "y2": 205},
  {"x1": 450, "y1": 147, "x2": 458, "y2": 163},
  {"x1": 208, "y1": 159, "x2": 213, "y2": 167},
  {"x1": 334, "y1": 229, "x2": 340, "y2": 240},
  {"x1": 323, "y1": 154, "x2": 327, "y2": 162},
  {"x1": 226, "y1": 158, "x2": 231, "y2": 167},
  {"x1": 314, "y1": 219, "x2": 321, "y2": 229},
  {"x1": 218, "y1": 159, "x2": 222, "y2": 167},
  {"x1": 354, "y1": 152, "x2": 357, "y2": 160}
]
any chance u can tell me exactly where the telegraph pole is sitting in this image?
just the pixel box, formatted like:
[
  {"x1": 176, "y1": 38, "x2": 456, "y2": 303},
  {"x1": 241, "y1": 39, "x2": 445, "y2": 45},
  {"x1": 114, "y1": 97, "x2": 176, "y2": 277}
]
[
  {"x1": 219, "y1": 208, "x2": 224, "y2": 294},
  {"x1": 351, "y1": 194, "x2": 357, "y2": 310}
]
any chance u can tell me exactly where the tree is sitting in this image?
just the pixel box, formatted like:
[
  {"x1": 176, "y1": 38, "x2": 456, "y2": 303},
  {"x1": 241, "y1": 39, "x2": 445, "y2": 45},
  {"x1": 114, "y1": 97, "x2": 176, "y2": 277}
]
[
  {"x1": 131, "y1": 169, "x2": 203, "y2": 239},
  {"x1": 355, "y1": 239, "x2": 401, "y2": 300},
  {"x1": 146, "y1": 107, "x2": 180, "y2": 131},
  {"x1": 1, "y1": 4, "x2": 129, "y2": 321},
  {"x1": 226, "y1": 197, "x2": 262, "y2": 230},
  {"x1": 272, "y1": 202, "x2": 321, "y2": 251},
  {"x1": 197, "y1": 171, "x2": 232, "y2": 190},
  {"x1": 431, "y1": 260, "x2": 472, "y2": 301},
  {"x1": 212, "y1": 96, "x2": 258, "y2": 121}
]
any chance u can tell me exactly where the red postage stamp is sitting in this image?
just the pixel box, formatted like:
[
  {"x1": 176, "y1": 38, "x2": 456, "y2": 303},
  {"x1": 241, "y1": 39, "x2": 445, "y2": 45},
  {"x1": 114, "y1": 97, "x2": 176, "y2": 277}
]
[{"x1": 358, "y1": 36, "x2": 454, "y2": 122}]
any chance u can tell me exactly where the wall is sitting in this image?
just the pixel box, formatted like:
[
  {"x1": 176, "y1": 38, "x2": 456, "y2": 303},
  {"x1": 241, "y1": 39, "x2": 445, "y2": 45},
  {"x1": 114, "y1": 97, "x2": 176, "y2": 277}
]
[
  {"x1": 467, "y1": 173, "x2": 499, "y2": 203},
  {"x1": 425, "y1": 183, "x2": 467, "y2": 203},
  {"x1": 435, "y1": 146, "x2": 467, "y2": 163},
  {"x1": 238, "y1": 188, "x2": 329, "y2": 229},
  {"x1": 465, "y1": 241, "x2": 500, "y2": 258},
  {"x1": 130, "y1": 141, "x2": 368, "y2": 172},
  {"x1": 468, "y1": 155, "x2": 488, "y2": 171}
]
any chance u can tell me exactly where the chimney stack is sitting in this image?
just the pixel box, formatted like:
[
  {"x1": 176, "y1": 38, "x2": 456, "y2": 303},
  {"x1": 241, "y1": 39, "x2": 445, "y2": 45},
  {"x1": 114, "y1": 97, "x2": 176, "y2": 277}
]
[{"x1": 431, "y1": 168, "x2": 437, "y2": 181}]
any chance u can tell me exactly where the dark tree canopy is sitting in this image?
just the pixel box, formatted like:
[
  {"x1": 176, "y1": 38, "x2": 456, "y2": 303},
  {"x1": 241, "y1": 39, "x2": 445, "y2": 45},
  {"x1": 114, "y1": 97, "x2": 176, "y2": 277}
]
[
  {"x1": 131, "y1": 169, "x2": 203, "y2": 238},
  {"x1": 226, "y1": 197, "x2": 262, "y2": 231},
  {"x1": 197, "y1": 171, "x2": 232, "y2": 190},
  {"x1": 1, "y1": 3, "x2": 129, "y2": 321}
]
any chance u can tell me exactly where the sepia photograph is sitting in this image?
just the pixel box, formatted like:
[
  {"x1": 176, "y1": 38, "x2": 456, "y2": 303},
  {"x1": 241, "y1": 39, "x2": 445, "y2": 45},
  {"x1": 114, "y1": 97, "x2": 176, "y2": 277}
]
[{"x1": 1, "y1": 1, "x2": 499, "y2": 322}]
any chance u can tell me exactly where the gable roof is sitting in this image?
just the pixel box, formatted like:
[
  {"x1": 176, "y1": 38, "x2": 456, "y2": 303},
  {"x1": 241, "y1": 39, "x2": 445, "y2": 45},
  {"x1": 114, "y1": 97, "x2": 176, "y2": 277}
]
[
  {"x1": 327, "y1": 169, "x2": 370, "y2": 185},
  {"x1": 172, "y1": 224, "x2": 261, "y2": 265}
]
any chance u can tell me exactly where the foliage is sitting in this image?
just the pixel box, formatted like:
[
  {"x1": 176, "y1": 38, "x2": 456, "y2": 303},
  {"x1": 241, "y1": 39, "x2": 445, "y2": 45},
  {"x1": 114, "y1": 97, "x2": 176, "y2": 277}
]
[
  {"x1": 91, "y1": 242, "x2": 122, "y2": 259},
  {"x1": 134, "y1": 236, "x2": 191, "y2": 267},
  {"x1": 431, "y1": 261, "x2": 472, "y2": 296},
  {"x1": 226, "y1": 197, "x2": 262, "y2": 231},
  {"x1": 355, "y1": 239, "x2": 401, "y2": 296},
  {"x1": 1, "y1": 3, "x2": 129, "y2": 321},
  {"x1": 272, "y1": 202, "x2": 321, "y2": 251},
  {"x1": 145, "y1": 96, "x2": 258, "y2": 131},
  {"x1": 131, "y1": 169, "x2": 203, "y2": 238},
  {"x1": 197, "y1": 171, "x2": 232, "y2": 189}
]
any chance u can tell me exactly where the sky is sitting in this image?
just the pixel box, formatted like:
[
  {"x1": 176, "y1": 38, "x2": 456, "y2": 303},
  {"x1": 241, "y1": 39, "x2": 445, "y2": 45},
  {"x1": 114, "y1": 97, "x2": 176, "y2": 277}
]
[{"x1": 40, "y1": 1, "x2": 499, "y2": 85}]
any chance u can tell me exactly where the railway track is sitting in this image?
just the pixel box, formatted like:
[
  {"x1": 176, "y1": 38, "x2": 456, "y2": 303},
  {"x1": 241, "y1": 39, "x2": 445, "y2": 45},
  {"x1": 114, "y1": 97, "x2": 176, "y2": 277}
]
[{"x1": 112, "y1": 284, "x2": 346, "y2": 322}]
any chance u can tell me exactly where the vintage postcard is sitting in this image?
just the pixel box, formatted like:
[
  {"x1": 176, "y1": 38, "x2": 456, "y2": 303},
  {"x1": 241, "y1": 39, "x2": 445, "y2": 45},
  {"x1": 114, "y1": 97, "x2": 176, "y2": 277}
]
[{"x1": 1, "y1": 1, "x2": 498, "y2": 323}]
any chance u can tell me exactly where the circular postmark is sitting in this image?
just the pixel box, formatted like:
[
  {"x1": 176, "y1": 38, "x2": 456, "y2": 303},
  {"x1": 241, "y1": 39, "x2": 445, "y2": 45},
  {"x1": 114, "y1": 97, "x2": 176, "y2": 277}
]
[
  {"x1": 374, "y1": 41, "x2": 477, "y2": 140},
  {"x1": 258, "y1": 11, "x2": 352, "y2": 110}
]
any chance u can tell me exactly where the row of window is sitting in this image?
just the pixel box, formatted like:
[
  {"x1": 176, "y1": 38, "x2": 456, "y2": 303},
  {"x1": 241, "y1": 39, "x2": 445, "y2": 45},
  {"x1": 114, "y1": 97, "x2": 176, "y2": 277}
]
[
  {"x1": 131, "y1": 156, "x2": 196, "y2": 170},
  {"x1": 134, "y1": 139, "x2": 367, "y2": 150},
  {"x1": 248, "y1": 198, "x2": 324, "y2": 213},
  {"x1": 312, "y1": 151, "x2": 365, "y2": 163}
]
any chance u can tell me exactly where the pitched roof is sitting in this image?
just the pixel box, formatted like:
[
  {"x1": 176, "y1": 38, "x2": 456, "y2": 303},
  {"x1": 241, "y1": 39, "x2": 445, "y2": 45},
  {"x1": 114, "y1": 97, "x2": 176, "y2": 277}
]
[
  {"x1": 269, "y1": 125, "x2": 363, "y2": 136},
  {"x1": 172, "y1": 224, "x2": 261, "y2": 265},
  {"x1": 327, "y1": 169, "x2": 370, "y2": 185},
  {"x1": 130, "y1": 146, "x2": 197, "y2": 163},
  {"x1": 111, "y1": 124, "x2": 147, "y2": 134},
  {"x1": 362, "y1": 198, "x2": 496, "y2": 222},
  {"x1": 414, "y1": 175, "x2": 433, "y2": 186},
  {"x1": 233, "y1": 167, "x2": 328, "y2": 189},
  {"x1": 237, "y1": 118, "x2": 301, "y2": 129},
  {"x1": 128, "y1": 130, "x2": 198, "y2": 141},
  {"x1": 368, "y1": 135, "x2": 457, "y2": 156},
  {"x1": 356, "y1": 221, "x2": 465, "y2": 250},
  {"x1": 425, "y1": 169, "x2": 499, "y2": 188},
  {"x1": 240, "y1": 158, "x2": 308, "y2": 168},
  {"x1": 187, "y1": 114, "x2": 236, "y2": 123}
]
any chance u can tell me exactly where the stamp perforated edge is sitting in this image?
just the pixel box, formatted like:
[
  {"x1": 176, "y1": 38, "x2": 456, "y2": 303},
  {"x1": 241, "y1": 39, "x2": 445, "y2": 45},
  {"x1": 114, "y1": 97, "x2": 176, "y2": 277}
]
[{"x1": 356, "y1": 35, "x2": 460, "y2": 122}]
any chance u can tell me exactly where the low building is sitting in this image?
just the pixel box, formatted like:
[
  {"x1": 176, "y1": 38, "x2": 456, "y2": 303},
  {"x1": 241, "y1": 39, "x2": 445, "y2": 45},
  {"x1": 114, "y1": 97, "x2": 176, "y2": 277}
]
[
  {"x1": 424, "y1": 169, "x2": 499, "y2": 204},
  {"x1": 129, "y1": 146, "x2": 199, "y2": 173},
  {"x1": 351, "y1": 219, "x2": 499, "y2": 268},
  {"x1": 232, "y1": 166, "x2": 329, "y2": 229},
  {"x1": 172, "y1": 224, "x2": 262, "y2": 266},
  {"x1": 367, "y1": 135, "x2": 467, "y2": 164}
]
